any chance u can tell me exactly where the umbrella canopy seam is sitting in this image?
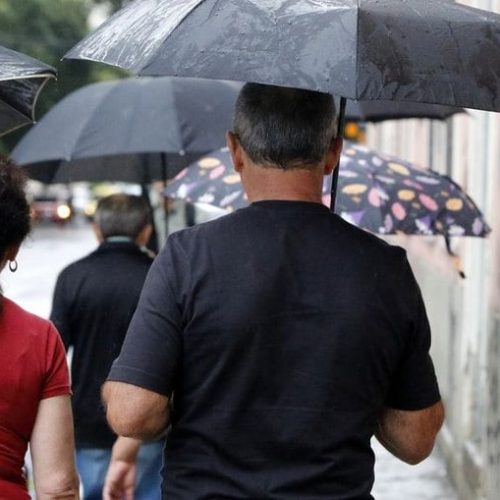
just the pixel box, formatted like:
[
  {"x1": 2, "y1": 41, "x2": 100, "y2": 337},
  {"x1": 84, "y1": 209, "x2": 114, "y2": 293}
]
[
  {"x1": 56, "y1": 83, "x2": 119, "y2": 162},
  {"x1": 0, "y1": 99, "x2": 34, "y2": 137},
  {"x1": 141, "y1": 0, "x2": 207, "y2": 74}
]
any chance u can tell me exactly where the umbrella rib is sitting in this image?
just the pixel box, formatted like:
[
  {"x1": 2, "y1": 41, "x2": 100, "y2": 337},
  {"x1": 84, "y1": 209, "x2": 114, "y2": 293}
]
[
  {"x1": 28, "y1": 76, "x2": 55, "y2": 122},
  {"x1": 0, "y1": 77, "x2": 52, "y2": 135},
  {"x1": 0, "y1": 119, "x2": 31, "y2": 138},
  {"x1": 0, "y1": 72, "x2": 56, "y2": 83}
]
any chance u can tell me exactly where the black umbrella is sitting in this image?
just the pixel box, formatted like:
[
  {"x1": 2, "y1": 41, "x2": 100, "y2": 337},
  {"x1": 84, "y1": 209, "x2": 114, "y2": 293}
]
[
  {"x1": 11, "y1": 76, "x2": 240, "y2": 184},
  {"x1": 345, "y1": 100, "x2": 464, "y2": 123},
  {"x1": 66, "y1": 0, "x2": 500, "y2": 113},
  {"x1": 0, "y1": 45, "x2": 56, "y2": 136}
]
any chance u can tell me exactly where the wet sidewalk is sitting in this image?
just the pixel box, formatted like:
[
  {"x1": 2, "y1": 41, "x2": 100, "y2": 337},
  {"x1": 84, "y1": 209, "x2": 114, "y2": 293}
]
[{"x1": 372, "y1": 440, "x2": 457, "y2": 499}]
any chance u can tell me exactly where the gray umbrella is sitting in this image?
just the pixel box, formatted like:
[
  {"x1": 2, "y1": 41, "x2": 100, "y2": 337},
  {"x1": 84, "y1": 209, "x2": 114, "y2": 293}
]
[
  {"x1": 66, "y1": 0, "x2": 500, "y2": 112},
  {"x1": 11, "y1": 77, "x2": 240, "y2": 184},
  {"x1": 0, "y1": 45, "x2": 56, "y2": 137}
]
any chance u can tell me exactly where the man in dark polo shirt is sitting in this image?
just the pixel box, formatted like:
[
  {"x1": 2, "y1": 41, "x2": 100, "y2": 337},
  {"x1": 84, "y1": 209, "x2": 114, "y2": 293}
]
[
  {"x1": 50, "y1": 193, "x2": 163, "y2": 499},
  {"x1": 102, "y1": 84, "x2": 444, "y2": 499}
]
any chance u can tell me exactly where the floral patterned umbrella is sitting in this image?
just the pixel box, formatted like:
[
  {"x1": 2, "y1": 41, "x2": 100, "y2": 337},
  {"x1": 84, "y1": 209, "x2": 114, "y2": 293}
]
[{"x1": 165, "y1": 141, "x2": 490, "y2": 237}]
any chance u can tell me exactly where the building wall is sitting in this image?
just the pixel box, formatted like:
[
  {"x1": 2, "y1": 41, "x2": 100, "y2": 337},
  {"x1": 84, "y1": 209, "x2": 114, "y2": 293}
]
[{"x1": 365, "y1": 3, "x2": 500, "y2": 496}]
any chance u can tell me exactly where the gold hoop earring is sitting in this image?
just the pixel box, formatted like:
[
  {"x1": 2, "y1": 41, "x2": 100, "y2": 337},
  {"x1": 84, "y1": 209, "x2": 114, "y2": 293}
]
[{"x1": 8, "y1": 260, "x2": 18, "y2": 273}]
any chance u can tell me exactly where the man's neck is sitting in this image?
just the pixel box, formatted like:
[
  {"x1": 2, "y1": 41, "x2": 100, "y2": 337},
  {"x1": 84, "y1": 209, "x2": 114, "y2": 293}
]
[
  {"x1": 242, "y1": 163, "x2": 325, "y2": 204},
  {"x1": 104, "y1": 235, "x2": 134, "y2": 243}
]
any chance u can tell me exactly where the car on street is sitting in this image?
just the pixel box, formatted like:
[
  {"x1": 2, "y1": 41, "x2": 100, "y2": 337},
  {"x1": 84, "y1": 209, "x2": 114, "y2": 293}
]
[{"x1": 31, "y1": 195, "x2": 73, "y2": 224}]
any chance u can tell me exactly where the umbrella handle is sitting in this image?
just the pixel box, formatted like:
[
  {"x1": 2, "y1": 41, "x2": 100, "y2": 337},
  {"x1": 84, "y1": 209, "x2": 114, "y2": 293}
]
[
  {"x1": 161, "y1": 152, "x2": 170, "y2": 239},
  {"x1": 444, "y1": 235, "x2": 466, "y2": 279},
  {"x1": 330, "y1": 97, "x2": 347, "y2": 212}
]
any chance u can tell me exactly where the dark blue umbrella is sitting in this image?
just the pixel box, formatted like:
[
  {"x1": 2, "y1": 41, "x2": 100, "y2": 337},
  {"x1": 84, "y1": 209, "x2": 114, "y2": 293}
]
[{"x1": 11, "y1": 77, "x2": 240, "y2": 184}]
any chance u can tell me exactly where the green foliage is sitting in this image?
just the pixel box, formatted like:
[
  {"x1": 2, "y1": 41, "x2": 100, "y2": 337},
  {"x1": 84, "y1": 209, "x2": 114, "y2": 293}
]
[
  {"x1": 93, "y1": 0, "x2": 124, "y2": 13},
  {"x1": 0, "y1": 0, "x2": 126, "y2": 153}
]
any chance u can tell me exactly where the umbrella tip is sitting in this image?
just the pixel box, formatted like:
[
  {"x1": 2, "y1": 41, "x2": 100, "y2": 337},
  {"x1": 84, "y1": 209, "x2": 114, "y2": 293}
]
[{"x1": 451, "y1": 254, "x2": 466, "y2": 280}]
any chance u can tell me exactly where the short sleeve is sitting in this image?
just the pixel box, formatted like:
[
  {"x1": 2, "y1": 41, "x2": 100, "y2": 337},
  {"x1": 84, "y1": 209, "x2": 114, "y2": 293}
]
[
  {"x1": 107, "y1": 235, "x2": 185, "y2": 397},
  {"x1": 385, "y1": 256, "x2": 441, "y2": 411},
  {"x1": 41, "y1": 322, "x2": 71, "y2": 400}
]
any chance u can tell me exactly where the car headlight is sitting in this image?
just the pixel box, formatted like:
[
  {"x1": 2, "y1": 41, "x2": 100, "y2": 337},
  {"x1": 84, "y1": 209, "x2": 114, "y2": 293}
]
[
  {"x1": 84, "y1": 201, "x2": 97, "y2": 217},
  {"x1": 57, "y1": 204, "x2": 72, "y2": 220}
]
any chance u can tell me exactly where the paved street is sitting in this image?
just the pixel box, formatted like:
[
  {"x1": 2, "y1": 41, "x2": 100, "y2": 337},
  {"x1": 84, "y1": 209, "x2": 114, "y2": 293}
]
[{"x1": 3, "y1": 221, "x2": 458, "y2": 499}]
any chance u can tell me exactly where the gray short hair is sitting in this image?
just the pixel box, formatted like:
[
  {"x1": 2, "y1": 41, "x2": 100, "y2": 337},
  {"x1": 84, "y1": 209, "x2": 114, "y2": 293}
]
[
  {"x1": 94, "y1": 194, "x2": 150, "y2": 240},
  {"x1": 233, "y1": 83, "x2": 337, "y2": 170}
]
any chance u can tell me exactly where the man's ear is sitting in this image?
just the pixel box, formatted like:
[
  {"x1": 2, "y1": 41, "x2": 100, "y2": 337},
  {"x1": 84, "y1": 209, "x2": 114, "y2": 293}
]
[
  {"x1": 226, "y1": 131, "x2": 245, "y2": 173},
  {"x1": 92, "y1": 222, "x2": 104, "y2": 243},
  {"x1": 136, "y1": 223, "x2": 153, "y2": 248},
  {"x1": 324, "y1": 136, "x2": 343, "y2": 176}
]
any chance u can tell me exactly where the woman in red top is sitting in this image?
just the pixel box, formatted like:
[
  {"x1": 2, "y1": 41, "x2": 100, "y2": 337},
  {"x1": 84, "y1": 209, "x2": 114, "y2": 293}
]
[{"x1": 0, "y1": 157, "x2": 79, "y2": 499}]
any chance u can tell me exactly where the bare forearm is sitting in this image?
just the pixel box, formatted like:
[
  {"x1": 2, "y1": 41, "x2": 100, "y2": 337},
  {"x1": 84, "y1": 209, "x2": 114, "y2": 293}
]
[
  {"x1": 111, "y1": 437, "x2": 142, "y2": 462},
  {"x1": 376, "y1": 401, "x2": 445, "y2": 465},
  {"x1": 31, "y1": 396, "x2": 80, "y2": 499},
  {"x1": 102, "y1": 381, "x2": 170, "y2": 440},
  {"x1": 375, "y1": 427, "x2": 414, "y2": 463},
  {"x1": 112, "y1": 418, "x2": 168, "y2": 441},
  {"x1": 35, "y1": 482, "x2": 80, "y2": 500},
  {"x1": 375, "y1": 413, "x2": 422, "y2": 464}
]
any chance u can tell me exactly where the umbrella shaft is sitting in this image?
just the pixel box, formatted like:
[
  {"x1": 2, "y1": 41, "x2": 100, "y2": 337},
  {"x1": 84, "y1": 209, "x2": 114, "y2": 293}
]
[{"x1": 330, "y1": 97, "x2": 347, "y2": 212}]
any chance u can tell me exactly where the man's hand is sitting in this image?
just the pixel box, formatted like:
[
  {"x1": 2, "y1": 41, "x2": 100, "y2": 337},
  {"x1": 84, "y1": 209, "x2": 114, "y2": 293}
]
[
  {"x1": 103, "y1": 459, "x2": 136, "y2": 500},
  {"x1": 103, "y1": 437, "x2": 142, "y2": 500}
]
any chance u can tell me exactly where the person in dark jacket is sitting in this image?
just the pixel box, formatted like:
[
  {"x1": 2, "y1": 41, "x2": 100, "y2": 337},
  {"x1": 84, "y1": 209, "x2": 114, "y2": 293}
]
[{"x1": 50, "y1": 193, "x2": 162, "y2": 500}]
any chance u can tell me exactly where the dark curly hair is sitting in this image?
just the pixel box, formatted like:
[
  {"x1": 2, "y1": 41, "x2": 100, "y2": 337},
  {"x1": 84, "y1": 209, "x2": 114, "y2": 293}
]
[{"x1": 0, "y1": 156, "x2": 31, "y2": 310}]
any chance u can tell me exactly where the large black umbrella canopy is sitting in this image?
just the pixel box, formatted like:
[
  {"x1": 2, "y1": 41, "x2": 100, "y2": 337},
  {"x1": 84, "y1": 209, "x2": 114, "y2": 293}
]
[
  {"x1": 0, "y1": 45, "x2": 56, "y2": 137},
  {"x1": 11, "y1": 77, "x2": 240, "y2": 184},
  {"x1": 66, "y1": 0, "x2": 500, "y2": 112}
]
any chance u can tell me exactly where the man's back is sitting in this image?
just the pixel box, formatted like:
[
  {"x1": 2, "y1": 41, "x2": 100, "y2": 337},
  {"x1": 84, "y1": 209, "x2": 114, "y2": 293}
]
[
  {"x1": 111, "y1": 201, "x2": 440, "y2": 499},
  {"x1": 51, "y1": 240, "x2": 153, "y2": 447}
]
